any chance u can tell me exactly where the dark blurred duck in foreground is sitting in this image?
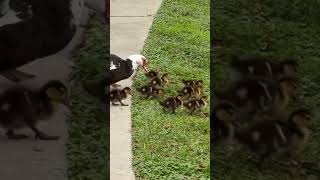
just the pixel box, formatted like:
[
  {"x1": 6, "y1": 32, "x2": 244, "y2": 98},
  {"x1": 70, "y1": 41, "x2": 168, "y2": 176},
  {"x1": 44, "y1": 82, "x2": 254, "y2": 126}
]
[
  {"x1": 0, "y1": 0, "x2": 104, "y2": 82},
  {"x1": 0, "y1": 80, "x2": 68, "y2": 140}
]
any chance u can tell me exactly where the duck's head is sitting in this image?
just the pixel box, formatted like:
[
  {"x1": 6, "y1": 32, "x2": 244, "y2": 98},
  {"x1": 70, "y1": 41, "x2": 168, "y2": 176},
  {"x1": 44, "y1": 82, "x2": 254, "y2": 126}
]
[
  {"x1": 41, "y1": 80, "x2": 69, "y2": 106},
  {"x1": 127, "y1": 54, "x2": 150, "y2": 73}
]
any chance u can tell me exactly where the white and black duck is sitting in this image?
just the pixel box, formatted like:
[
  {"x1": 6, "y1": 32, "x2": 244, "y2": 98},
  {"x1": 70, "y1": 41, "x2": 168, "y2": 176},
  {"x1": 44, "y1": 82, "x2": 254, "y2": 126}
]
[{"x1": 83, "y1": 54, "x2": 150, "y2": 101}]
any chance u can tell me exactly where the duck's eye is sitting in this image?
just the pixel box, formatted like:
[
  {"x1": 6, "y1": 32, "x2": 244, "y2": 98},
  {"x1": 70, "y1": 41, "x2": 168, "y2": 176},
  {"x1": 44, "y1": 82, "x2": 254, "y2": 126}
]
[{"x1": 142, "y1": 58, "x2": 147, "y2": 65}]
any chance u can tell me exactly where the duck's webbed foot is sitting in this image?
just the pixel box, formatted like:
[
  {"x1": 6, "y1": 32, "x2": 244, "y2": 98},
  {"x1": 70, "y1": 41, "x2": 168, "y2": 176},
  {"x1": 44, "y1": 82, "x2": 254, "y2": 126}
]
[
  {"x1": 1, "y1": 70, "x2": 36, "y2": 82},
  {"x1": 28, "y1": 123, "x2": 60, "y2": 141},
  {"x1": 6, "y1": 130, "x2": 28, "y2": 139},
  {"x1": 35, "y1": 132, "x2": 60, "y2": 140}
]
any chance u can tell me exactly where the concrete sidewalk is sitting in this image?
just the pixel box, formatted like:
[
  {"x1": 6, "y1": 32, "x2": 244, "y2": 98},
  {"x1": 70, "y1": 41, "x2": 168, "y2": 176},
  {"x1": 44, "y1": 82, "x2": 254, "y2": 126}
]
[{"x1": 110, "y1": 0, "x2": 162, "y2": 179}]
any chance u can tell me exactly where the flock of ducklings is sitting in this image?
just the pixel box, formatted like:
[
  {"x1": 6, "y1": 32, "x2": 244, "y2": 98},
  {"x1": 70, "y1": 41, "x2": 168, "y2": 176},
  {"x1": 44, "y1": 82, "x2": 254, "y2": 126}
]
[
  {"x1": 0, "y1": 80, "x2": 68, "y2": 140},
  {"x1": 109, "y1": 69, "x2": 209, "y2": 115},
  {"x1": 212, "y1": 56, "x2": 314, "y2": 175}
]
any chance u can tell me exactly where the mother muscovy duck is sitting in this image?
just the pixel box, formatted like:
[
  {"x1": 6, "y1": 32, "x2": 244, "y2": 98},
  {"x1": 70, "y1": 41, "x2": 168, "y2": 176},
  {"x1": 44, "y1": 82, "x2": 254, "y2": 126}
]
[
  {"x1": 0, "y1": 0, "x2": 86, "y2": 82},
  {"x1": 83, "y1": 54, "x2": 150, "y2": 101},
  {"x1": 109, "y1": 54, "x2": 149, "y2": 85}
]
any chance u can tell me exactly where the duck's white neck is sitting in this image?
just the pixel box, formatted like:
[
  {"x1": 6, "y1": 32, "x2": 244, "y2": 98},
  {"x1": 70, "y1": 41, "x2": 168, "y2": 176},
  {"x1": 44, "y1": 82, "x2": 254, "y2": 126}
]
[{"x1": 131, "y1": 61, "x2": 139, "y2": 70}]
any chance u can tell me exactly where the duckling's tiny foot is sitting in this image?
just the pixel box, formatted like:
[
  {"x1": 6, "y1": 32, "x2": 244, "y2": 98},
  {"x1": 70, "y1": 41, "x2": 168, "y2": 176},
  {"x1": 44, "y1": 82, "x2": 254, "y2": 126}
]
[{"x1": 35, "y1": 133, "x2": 60, "y2": 140}]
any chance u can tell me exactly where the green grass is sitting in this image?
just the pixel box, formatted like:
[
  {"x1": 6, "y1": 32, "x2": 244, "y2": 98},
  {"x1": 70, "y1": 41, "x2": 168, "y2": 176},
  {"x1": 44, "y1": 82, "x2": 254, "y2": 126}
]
[
  {"x1": 212, "y1": 0, "x2": 320, "y2": 179},
  {"x1": 66, "y1": 15, "x2": 108, "y2": 180},
  {"x1": 132, "y1": 0, "x2": 210, "y2": 179}
]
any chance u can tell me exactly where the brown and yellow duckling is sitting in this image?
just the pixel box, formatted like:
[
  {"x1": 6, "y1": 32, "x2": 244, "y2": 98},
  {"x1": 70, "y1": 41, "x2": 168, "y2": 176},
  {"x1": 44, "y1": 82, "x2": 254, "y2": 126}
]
[
  {"x1": 144, "y1": 69, "x2": 159, "y2": 79},
  {"x1": 235, "y1": 109, "x2": 312, "y2": 168},
  {"x1": 266, "y1": 77, "x2": 298, "y2": 115},
  {"x1": 0, "y1": 80, "x2": 68, "y2": 140},
  {"x1": 182, "y1": 79, "x2": 204, "y2": 87},
  {"x1": 183, "y1": 96, "x2": 208, "y2": 114},
  {"x1": 230, "y1": 56, "x2": 298, "y2": 81},
  {"x1": 159, "y1": 94, "x2": 184, "y2": 114},
  {"x1": 109, "y1": 87, "x2": 132, "y2": 106},
  {"x1": 178, "y1": 85, "x2": 204, "y2": 100},
  {"x1": 149, "y1": 73, "x2": 171, "y2": 88},
  {"x1": 137, "y1": 85, "x2": 165, "y2": 99}
]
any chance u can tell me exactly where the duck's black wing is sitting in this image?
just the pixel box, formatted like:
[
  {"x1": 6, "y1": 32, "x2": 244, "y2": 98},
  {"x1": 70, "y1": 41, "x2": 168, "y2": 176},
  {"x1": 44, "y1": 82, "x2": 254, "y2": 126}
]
[{"x1": 109, "y1": 54, "x2": 134, "y2": 84}]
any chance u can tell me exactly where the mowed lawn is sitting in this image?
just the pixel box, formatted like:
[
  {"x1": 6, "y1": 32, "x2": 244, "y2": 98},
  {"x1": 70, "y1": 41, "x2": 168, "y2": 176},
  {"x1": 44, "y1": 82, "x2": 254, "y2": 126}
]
[
  {"x1": 132, "y1": 0, "x2": 210, "y2": 179},
  {"x1": 67, "y1": 15, "x2": 108, "y2": 180},
  {"x1": 212, "y1": 0, "x2": 320, "y2": 179}
]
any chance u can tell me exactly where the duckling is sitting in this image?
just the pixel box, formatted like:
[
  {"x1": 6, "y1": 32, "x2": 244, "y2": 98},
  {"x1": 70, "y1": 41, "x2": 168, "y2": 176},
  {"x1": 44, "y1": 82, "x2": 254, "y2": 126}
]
[
  {"x1": 178, "y1": 85, "x2": 204, "y2": 100},
  {"x1": 182, "y1": 79, "x2": 204, "y2": 87},
  {"x1": 211, "y1": 101, "x2": 239, "y2": 145},
  {"x1": 159, "y1": 94, "x2": 183, "y2": 113},
  {"x1": 145, "y1": 69, "x2": 159, "y2": 78},
  {"x1": 235, "y1": 109, "x2": 312, "y2": 167},
  {"x1": 109, "y1": 87, "x2": 131, "y2": 106},
  {"x1": 267, "y1": 77, "x2": 298, "y2": 116},
  {"x1": 183, "y1": 96, "x2": 208, "y2": 114},
  {"x1": 149, "y1": 73, "x2": 170, "y2": 87},
  {"x1": 0, "y1": 80, "x2": 68, "y2": 140},
  {"x1": 137, "y1": 85, "x2": 165, "y2": 99},
  {"x1": 230, "y1": 56, "x2": 298, "y2": 81}
]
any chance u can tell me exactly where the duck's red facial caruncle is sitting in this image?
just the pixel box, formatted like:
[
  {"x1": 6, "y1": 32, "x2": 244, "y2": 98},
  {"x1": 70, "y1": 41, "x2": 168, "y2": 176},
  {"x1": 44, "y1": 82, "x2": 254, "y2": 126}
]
[{"x1": 141, "y1": 57, "x2": 149, "y2": 72}]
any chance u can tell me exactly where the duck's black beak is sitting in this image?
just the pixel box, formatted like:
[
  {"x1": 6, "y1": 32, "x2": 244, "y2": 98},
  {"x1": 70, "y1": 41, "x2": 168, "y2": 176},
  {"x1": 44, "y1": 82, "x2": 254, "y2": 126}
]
[{"x1": 142, "y1": 65, "x2": 149, "y2": 72}]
